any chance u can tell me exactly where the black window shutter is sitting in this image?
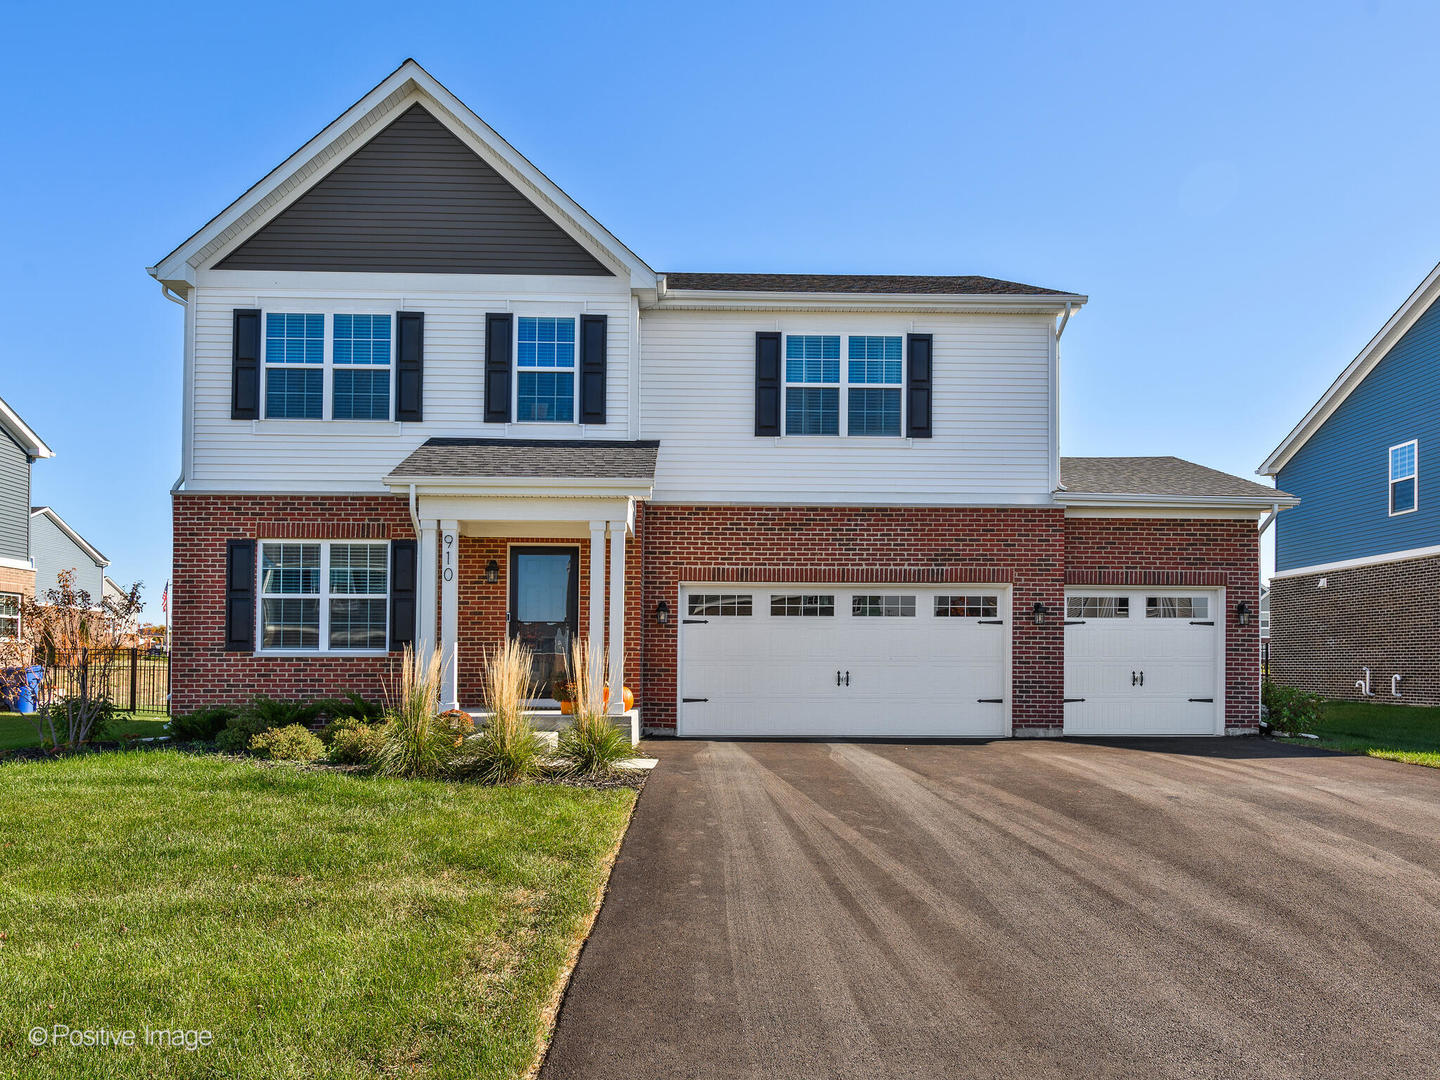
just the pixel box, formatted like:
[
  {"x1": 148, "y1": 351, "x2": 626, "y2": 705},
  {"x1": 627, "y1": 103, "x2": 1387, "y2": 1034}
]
[
  {"x1": 484, "y1": 313, "x2": 513, "y2": 423},
  {"x1": 389, "y1": 539, "x2": 417, "y2": 649},
  {"x1": 232, "y1": 309, "x2": 261, "y2": 420},
  {"x1": 396, "y1": 311, "x2": 424, "y2": 421},
  {"x1": 906, "y1": 333, "x2": 933, "y2": 438},
  {"x1": 224, "y1": 539, "x2": 255, "y2": 651},
  {"x1": 755, "y1": 331, "x2": 782, "y2": 436},
  {"x1": 579, "y1": 314, "x2": 608, "y2": 424}
]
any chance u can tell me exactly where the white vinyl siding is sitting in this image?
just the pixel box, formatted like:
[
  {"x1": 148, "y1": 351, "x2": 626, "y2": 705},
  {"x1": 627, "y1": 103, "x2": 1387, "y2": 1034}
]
[
  {"x1": 641, "y1": 309, "x2": 1055, "y2": 503},
  {"x1": 186, "y1": 271, "x2": 635, "y2": 491}
]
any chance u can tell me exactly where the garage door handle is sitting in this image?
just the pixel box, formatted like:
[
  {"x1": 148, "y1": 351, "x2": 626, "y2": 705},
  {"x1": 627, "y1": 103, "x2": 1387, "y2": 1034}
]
[
  {"x1": 1189, "y1": 620, "x2": 1215, "y2": 626},
  {"x1": 977, "y1": 698, "x2": 1004, "y2": 703},
  {"x1": 835, "y1": 670, "x2": 850, "y2": 686},
  {"x1": 683, "y1": 697, "x2": 709, "y2": 703},
  {"x1": 1064, "y1": 620, "x2": 1086, "y2": 625},
  {"x1": 978, "y1": 619, "x2": 1004, "y2": 625},
  {"x1": 1064, "y1": 697, "x2": 1086, "y2": 703},
  {"x1": 1132, "y1": 670, "x2": 1144, "y2": 686},
  {"x1": 682, "y1": 619, "x2": 708, "y2": 624},
  {"x1": 1188, "y1": 697, "x2": 1213, "y2": 702}
]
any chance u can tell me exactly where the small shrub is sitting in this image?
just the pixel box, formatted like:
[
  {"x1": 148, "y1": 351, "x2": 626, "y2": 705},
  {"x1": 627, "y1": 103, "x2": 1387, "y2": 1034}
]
[
  {"x1": 249, "y1": 723, "x2": 326, "y2": 762},
  {"x1": 217, "y1": 696, "x2": 321, "y2": 753},
  {"x1": 39, "y1": 696, "x2": 118, "y2": 747},
  {"x1": 1263, "y1": 682, "x2": 1325, "y2": 735},
  {"x1": 554, "y1": 638, "x2": 633, "y2": 778},
  {"x1": 328, "y1": 724, "x2": 386, "y2": 765},
  {"x1": 314, "y1": 692, "x2": 385, "y2": 725},
  {"x1": 320, "y1": 714, "x2": 364, "y2": 746},
  {"x1": 457, "y1": 639, "x2": 544, "y2": 784},
  {"x1": 374, "y1": 647, "x2": 455, "y2": 779},
  {"x1": 169, "y1": 706, "x2": 236, "y2": 742}
]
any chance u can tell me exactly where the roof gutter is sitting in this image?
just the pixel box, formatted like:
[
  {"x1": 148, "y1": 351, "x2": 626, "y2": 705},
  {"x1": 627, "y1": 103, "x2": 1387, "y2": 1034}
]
[
  {"x1": 1257, "y1": 502, "x2": 1282, "y2": 534},
  {"x1": 1055, "y1": 491, "x2": 1300, "y2": 512},
  {"x1": 1055, "y1": 301, "x2": 1074, "y2": 340}
]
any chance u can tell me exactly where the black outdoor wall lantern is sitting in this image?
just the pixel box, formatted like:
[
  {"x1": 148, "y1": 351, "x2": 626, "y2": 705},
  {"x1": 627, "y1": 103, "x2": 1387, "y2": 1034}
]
[
  {"x1": 1031, "y1": 601, "x2": 1050, "y2": 626},
  {"x1": 485, "y1": 559, "x2": 499, "y2": 585},
  {"x1": 655, "y1": 600, "x2": 671, "y2": 625},
  {"x1": 1236, "y1": 600, "x2": 1251, "y2": 626}
]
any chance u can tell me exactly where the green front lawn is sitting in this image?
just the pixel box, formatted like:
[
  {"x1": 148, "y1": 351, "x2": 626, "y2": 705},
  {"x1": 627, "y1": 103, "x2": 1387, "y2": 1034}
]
[
  {"x1": 1279, "y1": 699, "x2": 1440, "y2": 768},
  {"x1": 0, "y1": 712, "x2": 170, "y2": 752},
  {"x1": 0, "y1": 751, "x2": 636, "y2": 1078}
]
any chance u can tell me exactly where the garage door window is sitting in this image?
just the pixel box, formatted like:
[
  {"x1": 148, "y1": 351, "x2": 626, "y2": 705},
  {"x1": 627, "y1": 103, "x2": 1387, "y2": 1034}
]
[
  {"x1": 934, "y1": 595, "x2": 999, "y2": 618},
  {"x1": 771, "y1": 594, "x2": 835, "y2": 616},
  {"x1": 1066, "y1": 596, "x2": 1129, "y2": 619},
  {"x1": 688, "y1": 594, "x2": 753, "y2": 616},
  {"x1": 1145, "y1": 596, "x2": 1209, "y2": 619},
  {"x1": 852, "y1": 594, "x2": 916, "y2": 617}
]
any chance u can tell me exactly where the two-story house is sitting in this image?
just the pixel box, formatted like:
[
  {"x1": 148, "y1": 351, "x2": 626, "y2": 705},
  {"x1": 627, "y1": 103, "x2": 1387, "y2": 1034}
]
[
  {"x1": 0, "y1": 395, "x2": 54, "y2": 638},
  {"x1": 151, "y1": 60, "x2": 1287, "y2": 738},
  {"x1": 1261, "y1": 259, "x2": 1440, "y2": 704}
]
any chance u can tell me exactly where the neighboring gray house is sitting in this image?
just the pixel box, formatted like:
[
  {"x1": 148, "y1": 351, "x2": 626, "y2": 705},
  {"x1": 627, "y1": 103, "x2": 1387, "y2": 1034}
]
[
  {"x1": 30, "y1": 506, "x2": 108, "y2": 600},
  {"x1": 0, "y1": 395, "x2": 54, "y2": 636}
]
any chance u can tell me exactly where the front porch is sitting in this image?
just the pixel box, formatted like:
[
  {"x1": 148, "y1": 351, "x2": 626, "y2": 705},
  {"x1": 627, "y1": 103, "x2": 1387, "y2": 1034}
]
[{"x1": 384, "y1": 438, "x2": 658, "y2": 732}]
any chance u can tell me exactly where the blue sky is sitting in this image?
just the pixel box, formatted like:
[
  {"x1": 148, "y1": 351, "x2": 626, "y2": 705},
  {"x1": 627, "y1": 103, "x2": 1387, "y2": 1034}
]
[{"x1": 4, "y1": 0, "x2": 1438, "y2": 605}]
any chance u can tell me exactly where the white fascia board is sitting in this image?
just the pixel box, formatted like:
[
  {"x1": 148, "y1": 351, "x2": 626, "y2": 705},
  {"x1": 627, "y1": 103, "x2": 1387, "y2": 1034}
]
[
  {"x1": 0, "y1": 395, "x2": 54, "y2": 458},
  {"x1": 30, "y1": 507, "x2": 110, "y2": 567},
  {"x1": 1258, "y1": 257, "x2": 1440, "y2": 476},
  {"x1": 644, "y1": 290, "x2": 1087, "y2": 315},
  {"x1": 1271, "y1": 542, "x2": 1440, "y2": 580},
  {"x1": 383, "y1": 475, "x2": 655, "y2": 500},
  {"x1": 1054, "y1": 491, "x2": 1298, "y2": 513},
  {"x1": 149, "y1": 59, "x2": 655, "y2": 290},
  {"x1": 0, "y1": 554, "x2": 34, "y2": 571}
]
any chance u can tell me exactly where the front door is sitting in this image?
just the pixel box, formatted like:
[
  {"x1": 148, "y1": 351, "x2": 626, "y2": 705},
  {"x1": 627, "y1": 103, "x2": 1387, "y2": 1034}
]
[{"x1": 509, "y1": 546, "x2": 579, "y2": 699}]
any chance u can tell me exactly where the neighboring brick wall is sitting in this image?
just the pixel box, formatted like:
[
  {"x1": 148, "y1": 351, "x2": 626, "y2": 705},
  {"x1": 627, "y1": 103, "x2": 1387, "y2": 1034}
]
[
  {"x1": 171, "y1": 494, "x2": 415, "y2": 713},
  {"x1": 1064, "y1": 516, "x2": 1261, "y2": 730},
  {"x1": 1270, "y1": 553, "x2": 1440, "y2": 705},
  {"x1": 0, "y1": 565, "x2": 36, "y2": 598},
  {"x1": 638, "y1": 506, "x2": 1068, "y2": 734}
]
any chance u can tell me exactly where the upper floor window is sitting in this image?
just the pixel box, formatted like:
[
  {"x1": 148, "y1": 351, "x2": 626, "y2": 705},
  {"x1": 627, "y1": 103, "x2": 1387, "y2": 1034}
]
[
  {"x1": 1390, "y1": 440, "x2": 1417, "y2": 516},
  {"x1": 784, "y1": 333, "x2": 903, "y2": 437},
  {"x1": 264, "y1": 313, "x2": 393, "y2": 421},
  {"x1": 516, "y1": 317, "x2": 576, "y2": 422}
]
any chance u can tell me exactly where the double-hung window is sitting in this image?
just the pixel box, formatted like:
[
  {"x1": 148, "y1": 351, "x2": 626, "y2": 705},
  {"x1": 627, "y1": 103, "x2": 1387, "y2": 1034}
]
[
  {"x1": 259, "y1": 541, "x2": 388, "y2": 652},
  {"x1": 0, "y1": 592, "x2": 19, "y2": 639},
  {"x1": 516, "y1": 316, "x2": 576, "y2": 422},
  {"x1": 1390, "y1": 440, "x2": 1418, "y2": 516},
  {"x1": 263, "y1": 313, "x2": 394, "y2": 421},
  {"x1": 783, "y1": 333, "x2": 904, "y2": 436}
]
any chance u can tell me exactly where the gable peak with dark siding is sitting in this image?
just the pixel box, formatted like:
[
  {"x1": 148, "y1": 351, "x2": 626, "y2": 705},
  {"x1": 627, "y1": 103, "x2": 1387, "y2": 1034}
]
[{"x1": 216, "y1": 103, "x2": 614, "y2": 277}]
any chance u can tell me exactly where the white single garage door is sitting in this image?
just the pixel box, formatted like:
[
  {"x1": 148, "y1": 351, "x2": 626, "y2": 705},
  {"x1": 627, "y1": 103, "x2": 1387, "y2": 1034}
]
[
  {"x1": 1063, "y1": 588, "x2": 1224, "y2": 736},
  {"x1": 678, "y1": 585, "x2": 1010, "y2": 738}
]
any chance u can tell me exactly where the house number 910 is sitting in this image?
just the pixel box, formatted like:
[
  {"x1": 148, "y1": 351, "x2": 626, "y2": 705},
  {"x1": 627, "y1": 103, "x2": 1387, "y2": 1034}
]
[{"x1": 442, "y1": 532, "x2": 455, "y2": 582}]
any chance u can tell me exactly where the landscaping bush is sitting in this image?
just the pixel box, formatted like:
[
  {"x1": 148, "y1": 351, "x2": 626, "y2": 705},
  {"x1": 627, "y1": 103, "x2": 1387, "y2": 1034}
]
[
  {"x1": 554, "y1": 638, "x2": 632, "y2": 778},
  {"x1": 1263, "y1": 682, "x2": 1326, "y2": 735},
  {"x1": 248, "y1": 723, "x2": 326, "y2": 762},
  {"x1": 456, "y1": 640, "x2": 544, "y2": 784},
  {"x1": 320, "y1": 714, "x2": 364, "y2": 746},
  {"x1": 374, "y1": 647, "x2": 456, "y2": 779},
  {"x1": 327, "y1": 723, "x2": 386, "y2": 765},
  {"x1": 216, "y1": 696, "x2": 321, "y2": 754},
  {"x1": 314, "y1": 692, "x2": 384, "y2": 726},
  {"x1": 39, "y1": 696, "x2": 118, "y2": 748},
  {"x1": 169, "y1": 706, "x2": 236, "y2": 742}
]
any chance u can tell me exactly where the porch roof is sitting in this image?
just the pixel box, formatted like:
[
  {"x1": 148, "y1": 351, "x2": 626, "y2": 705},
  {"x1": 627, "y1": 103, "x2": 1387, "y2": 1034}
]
[{"x1": 385, "y1": 438, "x2": 660, "y2": 483}]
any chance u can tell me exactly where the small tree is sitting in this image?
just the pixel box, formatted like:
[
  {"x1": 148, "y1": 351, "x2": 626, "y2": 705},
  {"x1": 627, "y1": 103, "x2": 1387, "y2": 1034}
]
[{"x1": 0, "y1": 570, "x2": 144, "y2": 750}]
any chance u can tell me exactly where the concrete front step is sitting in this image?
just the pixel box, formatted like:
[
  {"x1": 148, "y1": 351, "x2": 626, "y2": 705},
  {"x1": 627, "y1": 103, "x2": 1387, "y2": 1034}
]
[{"x1": 466, "y1": 708, "x2": 640, "y2": 747}]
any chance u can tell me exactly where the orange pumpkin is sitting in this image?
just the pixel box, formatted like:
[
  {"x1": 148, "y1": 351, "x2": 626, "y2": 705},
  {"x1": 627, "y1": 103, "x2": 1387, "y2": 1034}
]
[{"x1": 559, "y1": 687, "x2": 635, "y2": 713}]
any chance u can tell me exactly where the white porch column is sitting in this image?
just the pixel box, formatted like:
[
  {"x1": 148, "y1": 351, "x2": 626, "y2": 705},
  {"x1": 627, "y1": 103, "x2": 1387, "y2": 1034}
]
[
  {"x1": 607, "y1": 522, "x2": 626, "y2": 715},
  {"x1": 587, "y1": 521, "x2": 607, "y2": 708},
  {"x1": 439, "y1": 520, "x2": 459, "y2": 711},
  {"x1": 416, "y1": 522, "x2": 438, "y2": 662}
]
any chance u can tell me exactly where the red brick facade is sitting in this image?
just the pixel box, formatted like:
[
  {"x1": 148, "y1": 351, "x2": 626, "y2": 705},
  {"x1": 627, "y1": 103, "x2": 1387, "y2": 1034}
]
[
  {"x1": 173, "y1": 495, "x2": 1261, "y2": 734},
  {"x1": 1269, "y1": 553, "x2": 1440, "y2": 706},
  {"x1": 1064, "y1": 516, "x2": 1261, "y2": 730}
]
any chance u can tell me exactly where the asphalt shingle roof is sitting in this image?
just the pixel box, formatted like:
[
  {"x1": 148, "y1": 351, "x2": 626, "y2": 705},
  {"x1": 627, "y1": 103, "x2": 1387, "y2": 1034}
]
[
  {"x1": 662, "y1": 273, "x2": 1073, "y2": 296},
  {"x1": 1060, "y1": 457, "x2": 1291, "y2": 500},
  {"x1": 387, "y1": 438, "x2": 660, "y2": 480}
]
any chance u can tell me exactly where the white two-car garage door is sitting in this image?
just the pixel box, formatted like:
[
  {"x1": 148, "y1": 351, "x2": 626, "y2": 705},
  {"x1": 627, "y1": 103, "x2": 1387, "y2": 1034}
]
[
  {"x1": 678, "y1": 585, "x2": 1010, "y2": 738},
  {"x1": 1063, "y1": 588, "x2": 1224, "y2": 736}
]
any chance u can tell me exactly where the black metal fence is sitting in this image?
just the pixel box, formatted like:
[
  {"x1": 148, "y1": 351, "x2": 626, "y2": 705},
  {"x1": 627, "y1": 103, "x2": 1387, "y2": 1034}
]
[{"x1": 39, "y1": 648, "x2": 170, "y2": 714}]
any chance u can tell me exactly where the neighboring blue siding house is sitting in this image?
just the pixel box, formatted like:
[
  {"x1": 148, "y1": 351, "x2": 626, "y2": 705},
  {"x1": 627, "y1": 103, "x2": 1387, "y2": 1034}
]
[{"x1": 1260, "y1": 261, "x2": 1440, "y2": 703}]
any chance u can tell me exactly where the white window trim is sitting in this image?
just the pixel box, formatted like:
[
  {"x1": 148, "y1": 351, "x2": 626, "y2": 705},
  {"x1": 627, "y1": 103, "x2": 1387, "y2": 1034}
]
[
  {"x1": 513, "y1": 315, "x2": 579, "y2": 425},
  {"x1": 1389, "y1": 438, "x2": 1418, "y2": 517},
  {"x1": 0, "y1": 591, "x2": 20, "y2": 641},
  {"x1": 261, "y1": 312, "x2": 396, "y2": 422},
  {"x1": 780, "y1": 331, "x2": 907, "y2": 439},
  {"x1": 255, "y1": 540, "x2": 390, "y2": 656}
]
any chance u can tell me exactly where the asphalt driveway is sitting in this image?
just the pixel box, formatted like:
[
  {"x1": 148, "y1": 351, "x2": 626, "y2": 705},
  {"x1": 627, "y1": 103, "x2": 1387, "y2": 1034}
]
[{"x1": 541, "y1": 738, "x2": 1440, "y2": 1079}]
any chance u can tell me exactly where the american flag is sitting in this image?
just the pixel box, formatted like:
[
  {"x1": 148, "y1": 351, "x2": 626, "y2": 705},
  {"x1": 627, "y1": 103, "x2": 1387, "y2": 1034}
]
[{"x1": 161, "y1": 582, "x2": 169, "y2": 615}]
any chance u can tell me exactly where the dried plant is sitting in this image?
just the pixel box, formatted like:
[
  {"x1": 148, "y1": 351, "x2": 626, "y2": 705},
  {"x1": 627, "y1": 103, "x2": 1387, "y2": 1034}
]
[
  {"x1": 458, "y1": 638, "x2": 544, "y2": 784},
  {"x1": 0, "y1": 570, "x2": 144, "y2": 750},
  {"x1": 555, "y1": 637, "x2": 633, "y2": 778},
  {"x1": 374, "y1": 645, "x2": 453, "y2": 779}
]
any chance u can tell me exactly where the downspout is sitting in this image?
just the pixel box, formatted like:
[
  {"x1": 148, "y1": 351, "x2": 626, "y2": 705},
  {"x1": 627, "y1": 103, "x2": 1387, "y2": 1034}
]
[
  {"x1": 407, "y1": 483, "x2": 421, "y2": 537},
  {"x1": 159, "y1": 281, "x2": 189, "y2": 492},
  {"x1": 1054, "y1": 301, "x2": 1073, "y2": 340},
  {"x1": 1257, "y1": 502, "x2": 1281, "y2": 535}
]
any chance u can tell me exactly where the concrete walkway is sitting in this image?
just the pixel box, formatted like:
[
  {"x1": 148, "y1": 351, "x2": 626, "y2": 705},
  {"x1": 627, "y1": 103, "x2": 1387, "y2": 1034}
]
[{"x1": 542, "y1": 737, "x2": 1440, "y2": 1079}]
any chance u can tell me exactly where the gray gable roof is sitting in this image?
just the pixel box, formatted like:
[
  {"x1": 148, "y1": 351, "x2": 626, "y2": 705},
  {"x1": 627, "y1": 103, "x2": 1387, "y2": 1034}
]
[
  {"x1": 1060, "y1": 457, "x2": 1291, "y2": 500},
  {"x1": 387, "y1": 438, "x2": 660, "y2": 480},
  {"x1": 662, "y1": 273, "x2": 1073, "y2": 296}
]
